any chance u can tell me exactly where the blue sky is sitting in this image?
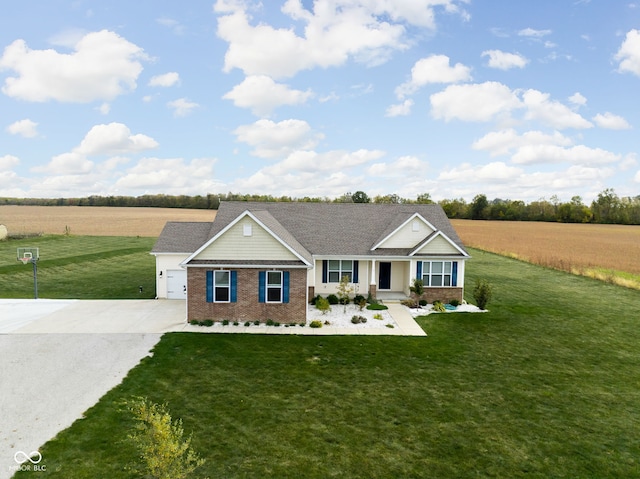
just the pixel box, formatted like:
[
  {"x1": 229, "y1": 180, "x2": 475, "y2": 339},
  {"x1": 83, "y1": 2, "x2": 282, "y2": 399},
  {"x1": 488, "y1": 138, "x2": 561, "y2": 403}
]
[{"x1": 1, "y1": 0, "x2": 639, "y2": 202}]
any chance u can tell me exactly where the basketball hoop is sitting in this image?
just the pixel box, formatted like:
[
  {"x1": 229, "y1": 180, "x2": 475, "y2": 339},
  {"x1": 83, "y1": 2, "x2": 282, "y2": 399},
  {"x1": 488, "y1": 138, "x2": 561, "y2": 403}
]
[{"x1": 20, "y1": 257, "x2": 31, "y2": 265}]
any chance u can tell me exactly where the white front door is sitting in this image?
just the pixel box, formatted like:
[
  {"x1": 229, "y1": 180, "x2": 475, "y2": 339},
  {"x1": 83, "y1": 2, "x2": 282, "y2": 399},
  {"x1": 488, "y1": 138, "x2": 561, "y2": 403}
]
[{"x1": 166, "y1": 269, "x2": 187, "y2": 299}]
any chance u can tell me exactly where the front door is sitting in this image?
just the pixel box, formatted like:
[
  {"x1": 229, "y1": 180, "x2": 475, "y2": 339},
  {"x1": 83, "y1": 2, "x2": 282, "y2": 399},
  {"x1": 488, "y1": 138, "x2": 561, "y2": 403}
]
[{"x1": 379, "y1": 262, "x2": 391, "y2": 290}]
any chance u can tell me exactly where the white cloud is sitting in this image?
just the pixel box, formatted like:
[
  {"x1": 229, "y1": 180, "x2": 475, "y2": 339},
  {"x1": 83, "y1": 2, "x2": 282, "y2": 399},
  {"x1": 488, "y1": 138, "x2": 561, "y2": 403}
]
[
  {"x1": 6, "y1": 119, "x2": 38, "y2": 138},
  {"x1": 395, "y1": 55, "x2": 472, "y2": 99},
  {"x1": 568, "y1": 92, "x2": 587, "y2": 106},
  {"x1": 233, "y1": 119, "x2": 323, "y2": 158},
  {"x1": 97, "y1": 102, "x2": 111, "y2": 115},
  {"x1": 156, "y1": 18, "x2": 186, "y2": 35},
  {"x1": 223, "y1": 75, "x2": 312, "y2": 116},
  {"x1": 481, "y1": 50, "x2": 528, "y2": 70},
  {"x1": 368, "y1": 155, "x2": 427, "y2": 176},
  {"x1": 615, "y1": 29, "x2": 640, "y2": 76},
  {"x1": 149, "y1": 72, "x2": 180, "y2": 87},
  {"x1": 385, "y1": 99, "x2": 413, "y2": 117},
  {"x1": 518, "y1": 27, "x2": 552, "y2": 37},
  {"x1": 592, "y1": 112, "x2": 632, "y2": 130},
  {"x1": 215, "y1": 1, "x2": 468, "y2": 79},
  {"x1": 472, "y1": 129, "x2": 573, "y2": 157},
  {"x1": 33, "y1": 123, "x2": 157, "y2": 175},
  {"x1": 77, "y1": 123, "x2": 158, "y2": 155},
  {"x1": 522, "y1": 89, "x2": 593, "y2": 129},
  {"x1": 0, "y1": 30, "x2": 147, "y2": 102},
  {"x1": 167, "y1": 98, "x2": 200, "y2": 117},
  {"x1": 439, "y1": 161, "x2": 523, "y2": 182},
  {"x1": 635, "y1": 170, "x2": 640, "y2": 183},
  {"x1": 430, "y1": 81, "x2": 522, "y2": 122},
  {"x1": 511, "y1": 144, "x2": 620, "y2": 166},
  {"x1": 0, "y1": 154, "x2": 20, "y2": 169},
  {"x1": 113, "y1": 157, "x2": 222, "y2": 194}
]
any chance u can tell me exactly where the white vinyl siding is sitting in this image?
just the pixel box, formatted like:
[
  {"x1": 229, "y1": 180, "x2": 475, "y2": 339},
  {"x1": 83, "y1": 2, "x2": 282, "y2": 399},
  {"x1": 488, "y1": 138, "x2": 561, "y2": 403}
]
[
  {"x1": 376, "y1": 217, "x2": 435, "y2": 248},
  {"x1": 414, "y1": 234, "x2": 461, "y2": 255},
  {"x1": 195, "y1": 217, "x2": 298, "y2": 261}
]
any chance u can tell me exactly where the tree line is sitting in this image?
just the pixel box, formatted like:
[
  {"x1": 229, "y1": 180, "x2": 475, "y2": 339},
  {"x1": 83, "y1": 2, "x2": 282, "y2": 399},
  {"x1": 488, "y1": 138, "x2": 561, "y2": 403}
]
[{"x1": 1, "y1": 188, "x2": 639, "y2": 225}]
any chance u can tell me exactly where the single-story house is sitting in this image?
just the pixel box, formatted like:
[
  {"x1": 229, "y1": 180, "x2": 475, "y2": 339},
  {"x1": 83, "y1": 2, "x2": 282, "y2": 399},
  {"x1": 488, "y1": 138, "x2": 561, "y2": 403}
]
[{"x1": 151, "y1": 201, "x2": 470, "y2": 324}]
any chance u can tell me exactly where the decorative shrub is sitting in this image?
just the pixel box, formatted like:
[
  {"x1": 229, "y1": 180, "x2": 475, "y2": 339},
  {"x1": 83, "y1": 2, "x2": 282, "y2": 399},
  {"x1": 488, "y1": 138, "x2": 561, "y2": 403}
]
[
  {"x1": 473, "y1": 279, "x2": 493, "y2": 310},
  {"x1": 233, "y1": 321, "x2": 239, "y2": 326},
  {"x1": 221, "y1": 319, "x2": 229, "y2": 326},
  {"x1": 385, "y1": 324, "x2": 394, "y2": 328},
  {"x1": 326, "y1": 294, "x2": 339, "y2": 305},
  {"x1": 274, "y1": 322, "x2": 281, "y2": 327},
  {"x1": 309, "y1": 294, "x2": 321, "y2": 305},
  {"x1": 373, "y1": 313, "x2": 383, "y2": 320},
  {"x1": 419, "y1": 299, "x2": 428, "y2": 307},
  {"x1": 353, "y1": 294, "x2": 365, "y2": 304},
  {"x1": 189, "y1": 320, "x2": 199, "y2": 326},
  {"x1": 310, "y1": 320, "x2": 322, "y2": 328},
  {"x1": 253, "y1": 320, "x2": 260, "y2": 326},
  {"x1": 351, "y1": 315, "x2": 367, "y2": 324},
  {"x1": 203, "y1": 319, "x2": 214, "y2": 327},
  {"x1": 432, "y1": 301, "x2": 446, "y2": 312},
  {"x1": 366, "y1": 303, "x2": 388, "y2": 310},
  {"x1": 244, "y1": 321, "x2": 251, "y2": 327},
  {"x1": 401, "y1": 298, "x2": 418, "y2": 308},
  {"x1": 449, "y1": 299, "x2": 461, "y2": 307},
  {"x1": 315, "y1": 297, "x2": 331, "y2": 315},
  {"x1": 266, "y1": 318, "x2": 275, "y2": 326}
]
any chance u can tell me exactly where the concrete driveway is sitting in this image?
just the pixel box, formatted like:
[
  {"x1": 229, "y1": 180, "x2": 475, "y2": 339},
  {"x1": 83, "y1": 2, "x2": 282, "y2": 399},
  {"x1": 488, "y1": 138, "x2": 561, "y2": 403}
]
[{"x1": 0, "y1": 299, "x2": 187, "y2": 478}]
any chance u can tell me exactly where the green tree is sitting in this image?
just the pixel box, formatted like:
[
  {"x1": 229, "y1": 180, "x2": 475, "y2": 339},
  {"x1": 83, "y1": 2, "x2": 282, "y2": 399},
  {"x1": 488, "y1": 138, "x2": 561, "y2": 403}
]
[
  {"x1": 416, "y1": 193, "x2": 433, "y2": 204},
  {"x1": 470, "y1": 194, "x2": 489, "y2": 220},
  {"x1": 125, "y1": 397, "x2": 205, "y2": 479},
  {"x1": 351, "y1": 191, "x2": 370, "y2": 203}
]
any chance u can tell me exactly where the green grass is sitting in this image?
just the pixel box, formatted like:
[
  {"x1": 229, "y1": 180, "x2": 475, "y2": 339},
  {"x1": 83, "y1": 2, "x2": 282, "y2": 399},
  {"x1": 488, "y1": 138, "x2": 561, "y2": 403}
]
[
  {"x1": 12, "y1": 248, "x2": 640, "y2": 478},
  {"x1": 0, "y1": 235, "x2": 156, "y2": 298}
]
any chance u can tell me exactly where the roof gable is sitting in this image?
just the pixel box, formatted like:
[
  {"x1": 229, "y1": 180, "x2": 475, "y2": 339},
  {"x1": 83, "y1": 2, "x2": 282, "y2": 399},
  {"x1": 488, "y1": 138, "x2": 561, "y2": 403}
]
[
  {"x1": 184, "y1": 211, "x2": 312, "y2": 265},
  {"x1": 410, "y1": 231, "x2": 469, "y2": 257},
  {"x1": 372, "y1": 213, "x2": 436, "y2": 250}
]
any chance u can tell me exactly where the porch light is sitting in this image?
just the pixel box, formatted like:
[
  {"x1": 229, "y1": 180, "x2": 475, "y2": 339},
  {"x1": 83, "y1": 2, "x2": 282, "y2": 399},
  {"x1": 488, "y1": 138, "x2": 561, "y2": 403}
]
[{"x1": 159, "y1": 271, "x2": 163, "y2": 277}]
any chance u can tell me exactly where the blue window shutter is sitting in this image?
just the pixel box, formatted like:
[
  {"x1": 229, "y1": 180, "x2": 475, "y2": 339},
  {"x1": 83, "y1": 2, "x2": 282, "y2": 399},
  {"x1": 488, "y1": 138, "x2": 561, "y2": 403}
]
[
  {"x1": 416, "y1": 261, "x2": 422, "y2": 280},
  {"x1": 283, "y1": 271, "x2": 290, "y2": 303},
  {"x1": 452, "y1": 262, "x2": 458, "y2": 287},
  {"x1": 206, "y1": 271, "x2": 213, "y2": 302},
  {"x1": 258, "y1": 271, "x2": 266, "y2": 303},
  {"x1": 322, "y1": 260, "x2": 328, "y2": 283},
  {"x1": 353, "y1": 261, "x2": 359, "y2": 283},
  {"x1": 230, "y1": 271, "x2": 237, "y2": 302}
]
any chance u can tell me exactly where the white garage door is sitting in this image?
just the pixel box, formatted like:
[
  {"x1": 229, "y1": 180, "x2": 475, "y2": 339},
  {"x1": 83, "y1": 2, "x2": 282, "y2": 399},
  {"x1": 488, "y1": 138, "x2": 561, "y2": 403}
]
[{"x1": 166, "y1": 269, "x2": 187, "y2": 299}]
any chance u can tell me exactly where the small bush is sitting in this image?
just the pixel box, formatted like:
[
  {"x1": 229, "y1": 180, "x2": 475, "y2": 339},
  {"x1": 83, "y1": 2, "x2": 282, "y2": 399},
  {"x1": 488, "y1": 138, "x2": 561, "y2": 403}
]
[
  {"x1": 385, "y1": 324, "x2": 394, "y2": 328},
  {"x1": 244, "y1": 321, "x2": 251, "y2": 327},
  {"x1": 351, "y1": 315, "x2": 367, "y2": 324},
  {"x1": 366, "y1": 303, "x2": 388, "y2": 310},
  {"x1": 353, "y1": 294, "x2": 365, "y2": 304},
  {"x1": 266, "y1": 318, "x2": 275, "y2": 326},
  {"x1": 222, "y1": 319, "x2": 229, "y2": 326},
  {"x1": 401, "y1": 298, "x2": 418, "y2": 308},
  {"x1": 309, "y1": 294, "x2": 322, "y2": 305},
  {"x1": 274, "y1": 322, "x2": 281, "y2": 327},
  {"x1": 326, "y1": 294, "x2": 339, "y2": 305},
  {"x1": 419, "y1": 299, "x2": 428, "y2": 307},
  {"x1": 189, "y1": 320, "x2": 199, "y2": 326},
  {"x1": 315, "y1": 297, "x2": 331, "y2": 315},
  {"x1": 299, "y1": 322, "x2": 306, "y2": 327},
  {"x1": 449, "y1": 299, "x2": 461, "y2": 307},
  {"x1": 373, "y1": 313, "x2": 383, "y2": 320},
  {"x1": 203, "y1": 319, "x2": 214, "y2": 327},
  {"x1": 432, "y1": 301, "x2": 446, "y2": 312},
  {"x1": 253, "y1": 320, "x2": 260, "y2": 326},
  {"x1": 233, "y1": 321, "x2": 239, "y2": 326},
  {"x1": 473, "y1": 279, "x2": 493, "y2": 310},
  {"x1": 310, "y1": 320, "x2": 322, "y2": 328}
]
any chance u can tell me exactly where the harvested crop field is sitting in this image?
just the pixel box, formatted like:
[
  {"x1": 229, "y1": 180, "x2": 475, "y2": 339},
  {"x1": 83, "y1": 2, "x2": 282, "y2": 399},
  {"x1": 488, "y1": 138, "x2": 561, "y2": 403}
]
[
  {"x1": 0, "y1": 206, "x2": 216, "y2": 237},
  {"x1": 452, "y1": 219, "x2": 640, "y2": 280}
]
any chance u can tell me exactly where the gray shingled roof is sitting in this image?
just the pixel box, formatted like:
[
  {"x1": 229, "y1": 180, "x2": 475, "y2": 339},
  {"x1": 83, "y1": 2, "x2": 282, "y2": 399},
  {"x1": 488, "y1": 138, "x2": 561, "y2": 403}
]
[
  {"x1": 206, "y1": 202, "x2": 468, "y2": 257},
  {"x1": 151, "y1": 222, "x2": 211, "y2": 253}
]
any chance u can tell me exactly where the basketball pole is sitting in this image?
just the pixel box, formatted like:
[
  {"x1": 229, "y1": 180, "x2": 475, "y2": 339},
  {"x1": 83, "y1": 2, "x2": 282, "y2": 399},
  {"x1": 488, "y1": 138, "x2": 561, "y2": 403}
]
[{"x1": 31, "y1": 258, "x2": 38, "y2": 299}]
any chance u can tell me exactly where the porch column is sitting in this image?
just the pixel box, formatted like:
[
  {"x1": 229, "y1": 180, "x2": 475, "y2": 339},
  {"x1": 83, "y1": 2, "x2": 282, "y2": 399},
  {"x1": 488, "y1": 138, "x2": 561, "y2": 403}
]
[{"x1": 369, "y1": 259, "x2": 377, "y2": 299}]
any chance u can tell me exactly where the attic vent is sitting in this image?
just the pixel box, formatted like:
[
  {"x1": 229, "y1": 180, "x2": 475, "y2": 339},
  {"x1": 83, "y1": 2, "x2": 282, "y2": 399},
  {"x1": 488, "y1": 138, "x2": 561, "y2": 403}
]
[
  {"x1": 243, "y1": 224, "x2": 252, "y2": 236},
  {"x1": 412, "y1": 220, "x2": 420, "y2": 232}
]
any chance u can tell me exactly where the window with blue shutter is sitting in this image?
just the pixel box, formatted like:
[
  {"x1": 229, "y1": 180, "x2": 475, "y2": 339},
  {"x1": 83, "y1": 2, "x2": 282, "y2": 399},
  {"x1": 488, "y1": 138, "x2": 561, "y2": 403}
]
[
  {"x1": 206, "y1": 271, "x2": 213, "y2": 302},
  {"x1": 322, "y1": 260, "x2": 328, "y2": 283},
  {"x1": 452, "y1": 262, "x2": 458, "y2": 287},
  {"x1": 283, "y1": 271, "x2": 290, "y2": 303},
  {"x1": 230, "y1": 271, "x2": 237, "y2": 302},
  {"x1": 416, "y1": 261, "x2": 422, "y2": 280},
  {"x1": 258, "y1": 271, "x2": 266, "y2": 303},
  {"x1": 353, "y1": 261, "x2": 359, "y2": 283}
]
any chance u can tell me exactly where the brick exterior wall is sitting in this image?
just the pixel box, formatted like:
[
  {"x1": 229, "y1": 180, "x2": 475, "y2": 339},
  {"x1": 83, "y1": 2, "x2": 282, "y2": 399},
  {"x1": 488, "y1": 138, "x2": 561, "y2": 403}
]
[
  {"x1": 187, "y1": 268, "x2": 307, "y2": 324},
  {"x1": 421, "y1": 287, "x2": 463, "y2": 304}
]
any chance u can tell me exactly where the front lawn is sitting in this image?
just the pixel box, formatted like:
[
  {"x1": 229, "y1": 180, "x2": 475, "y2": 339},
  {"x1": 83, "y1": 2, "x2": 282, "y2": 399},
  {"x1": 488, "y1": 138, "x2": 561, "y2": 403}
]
[{"x1": 14, "y1": 248, "x2": 640, "y2": 478}]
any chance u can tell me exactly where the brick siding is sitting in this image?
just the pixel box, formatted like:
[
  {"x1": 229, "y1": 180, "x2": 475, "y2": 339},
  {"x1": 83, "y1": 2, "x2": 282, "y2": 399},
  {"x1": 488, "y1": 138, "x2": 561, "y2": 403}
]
[
  {"x1": 187, "y1": 268, "x2": 307, "y2": 324},
  {"x1": 421, "y1": 287, "x2": 463, "y2": 304}
]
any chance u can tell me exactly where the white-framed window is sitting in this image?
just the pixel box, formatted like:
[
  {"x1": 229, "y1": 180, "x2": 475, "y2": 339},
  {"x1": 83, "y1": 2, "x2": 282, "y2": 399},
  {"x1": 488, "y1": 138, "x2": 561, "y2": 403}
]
[
  {"x1": 267, "y1": 271, "x2": 283, "y2": 303},
  {"x1": 422, "y1": 261, "x2": 452, "y2": 287},
  {"x1": 213, "y1": 270, "x2": 230, "y2": 302},
  {"x1": 328, "y1": 260, "x2": 353, "y2": 282}
]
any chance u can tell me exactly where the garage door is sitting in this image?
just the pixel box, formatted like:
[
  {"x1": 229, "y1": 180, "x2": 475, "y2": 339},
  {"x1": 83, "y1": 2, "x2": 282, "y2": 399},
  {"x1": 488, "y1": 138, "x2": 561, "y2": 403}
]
[{"x1": 166, "y1": 269, "x2": 187, "y2": 299}]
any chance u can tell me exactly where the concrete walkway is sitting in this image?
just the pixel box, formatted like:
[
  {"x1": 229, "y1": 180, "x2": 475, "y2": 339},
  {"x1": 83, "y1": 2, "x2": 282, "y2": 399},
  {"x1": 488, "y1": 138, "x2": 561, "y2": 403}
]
[{"x1": 0, "y1": 299, "x2": 426, "y2": 336}]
